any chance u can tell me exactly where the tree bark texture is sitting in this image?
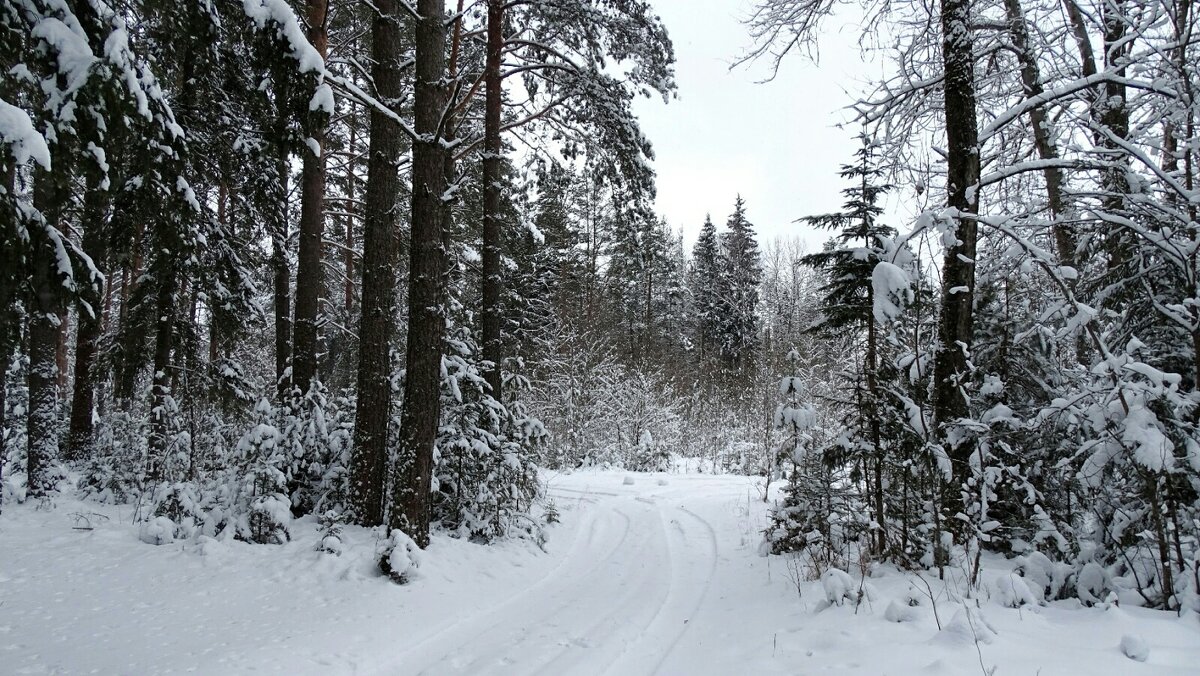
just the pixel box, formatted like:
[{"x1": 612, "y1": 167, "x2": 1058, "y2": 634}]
[
  {"x1": 349, "y1": 0, "x2": 405, "y2": 527},
  {"x1": 272, "y1": 186, "x2": 292, "y2": 398},
  {"x1": 932, "y1": 0, "x2": 981, "y2": 524},
  {"x1": 27, "y1": 165, "x2": 66, "y2": 497},
  {"x1": 391, "y1": 0, "x2": 449, "y2": 547},
  {"x1": 66, "y1": 183, "x2": 108, "y2": 461},
  {"x1": 480, "y1": 0, "x2": 505, "y2": 400},
  {"x1": 292, "y1": 0, "x2": 330, "y2": 395}
]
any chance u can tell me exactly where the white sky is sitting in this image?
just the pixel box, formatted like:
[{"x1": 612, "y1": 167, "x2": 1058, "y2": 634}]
[{"x1": 632, "y1": 0, "x2": 883, "y2": 252}]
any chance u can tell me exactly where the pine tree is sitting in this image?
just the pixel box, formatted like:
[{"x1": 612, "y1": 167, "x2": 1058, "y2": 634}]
[
  {"x1": 691, "y1": 215, "x2": 722, "y2": 363},
  {"x1": 291, "y1": 0, "x2": 332, "y2": 398},
  {"x1": 390, "y1": 0, "x2": 451, "y2": 547},
  {"x1": 799, "y1": 134, "x2": 895, "y2": 555},
  {"x1": 716, "y1": 196, "x2": 762, "y2": 369},
  {"x1": 348, "y1": 0, "x2": 410, "y2": 528}
]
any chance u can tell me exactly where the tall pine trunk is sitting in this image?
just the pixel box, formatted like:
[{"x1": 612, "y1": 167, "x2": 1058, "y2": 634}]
[
  {"x1": 480, "y1": 0, "x2": 504, "y2": 399},
  {"x1": 292, "y1": 0, "x2": 330, "y2": 396},
  {"x1": 27, "y1": 165, "x2": 66, "y2": 497},
  {"x1": 146, "y1": 257, "x2": 177, "y2": 484},
  {"x1": 932, "y1": 0, "x2": 980, "y2": 543},
  {"x1": 391, "y1": 0, "x2": 449, "y2": 546},
  {"x1": 1, "y1": 141, "x2": 19, "y2": 509},
  {"x1": 272, "y1": 172, "x2": 292, "y2": 399},
  {"x1": 344, "y1": 120, "x2": 356, "y2": 316},
  {"x1": 66, "y1": 183, "x2": 108, "y2": 461},
  {"x1": 349, "y1": 0, "x2": 406, "y2": 526}
]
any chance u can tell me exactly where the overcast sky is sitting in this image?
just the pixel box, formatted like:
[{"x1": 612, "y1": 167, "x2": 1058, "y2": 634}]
[{"x1": 632, "y1": 0, "x2": 881, "y2": 252}]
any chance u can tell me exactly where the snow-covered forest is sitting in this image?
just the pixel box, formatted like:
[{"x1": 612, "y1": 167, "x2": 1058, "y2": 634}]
[{"x1": 2, "y1": 0, "x2": 1200, "y2": 673}]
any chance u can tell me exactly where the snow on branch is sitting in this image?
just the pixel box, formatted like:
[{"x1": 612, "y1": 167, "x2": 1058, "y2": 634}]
[
  {"x1": 242, "y1": 0, "x2": 325, "y2": 73},
  {"x1": 0, "y1": 98, "x2": 50, "y2": 169}
]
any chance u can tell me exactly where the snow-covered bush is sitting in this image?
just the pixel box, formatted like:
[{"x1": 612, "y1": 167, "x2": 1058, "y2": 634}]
[
  {"x1": 229, "y1": 399, "x2": 291, "y2": 544},
  {"x1": 280, "y1": 381, "x2": 352, "y2": 517},
  {"x1": 433, "y1": 327, "x2": 541, "y2": 541},
  {"x1": 379, "y1": 529, "x2": 422, "y2": 583},
  {"x1": 821, "y1": 567, "x2": 858, "y2": 605}
]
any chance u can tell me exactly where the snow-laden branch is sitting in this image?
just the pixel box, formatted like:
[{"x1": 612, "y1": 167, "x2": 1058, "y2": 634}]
[
  {"x1": 325, "y1": 73, "x2": 418, "y2": 141},
  {"x1": 978, "y1": 71, "x2": 1178, "y2": 144},
  {"x1": 242, "y1": 0, "x2": 325, "y2": 73},
  {"x1": 0, "y1": 98, "x2": 50, "y2": 169}
]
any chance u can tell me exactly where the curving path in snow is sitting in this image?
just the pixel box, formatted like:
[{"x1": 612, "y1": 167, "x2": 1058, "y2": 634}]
[
  {"x1": 3, "y1": 469, "x2": 1198, "y2": 675},
  {"x1": 381, "y1": 475, "x2": 735, "y2": 676}
]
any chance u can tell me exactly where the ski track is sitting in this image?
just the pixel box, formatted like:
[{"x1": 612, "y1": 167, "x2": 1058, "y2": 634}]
[
  {"x1": 390, "y1": 481, "x2": 729, "y2": 676},
  {"x1": 7, "y1": 471, "x2": 1199, "y2": 676}
]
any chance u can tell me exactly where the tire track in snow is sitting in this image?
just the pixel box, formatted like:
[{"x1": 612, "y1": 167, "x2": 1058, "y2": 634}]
[
  {"x1": 397, "y1": 505, "x2": 639, "y2": 675},
  {"x1": 602, "y1": 502, "x2": 721, "y2": 676},
  {"x1": 383, "y1": 486, "x2": 725, "y2": 676},
  {"x1": 381, "y1": 505, "x2": 631, "y2": 675},
  {"x1": 524, "y1": 500, "x2": 674, "y2": 676}
]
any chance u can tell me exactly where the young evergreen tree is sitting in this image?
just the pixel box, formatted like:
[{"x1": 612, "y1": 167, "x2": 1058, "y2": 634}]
[{"x1": 799, "y1": 134, "x2": 896, "y2": 556}]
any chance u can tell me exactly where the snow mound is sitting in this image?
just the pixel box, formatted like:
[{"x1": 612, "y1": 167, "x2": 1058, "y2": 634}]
[
  {"x1": 1012, "y1": 551, "x2": 1068, "y2": 601},
  {"x1": 1075, "y1": 561, "x2": 1108, "y2": 606},
  {"x1": 993, "y1": 572, "x2": 1041, "y2": 608},
  {"x1": 820, "y1": 568, "x2": 857, "y2": 605},
  {"x1": 884, "y1": 599, "x2": 921, "y2": 623},
  {"x1": 1120, "y1": 634, "x2": 1149, "y2": 662},
  {"x1": 138, "y1": 516, "x2": 176, "y2": 545},
  {"x1": 623, "y1": 476, "x2": 636, "y2": 485},
  {"x1": 937, "y1": 606, "x2": 997, "y2": 646},
  {"x1": 319, "y1": 533, "x2": 344, "y2": 556}
]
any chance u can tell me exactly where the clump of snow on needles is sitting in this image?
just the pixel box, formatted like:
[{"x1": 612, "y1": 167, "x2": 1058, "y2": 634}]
[
  {"x1": 0, "y1": 100, "x2": 50, "y2": 168},
  {"x1": 871, "y1": 261, "x2": 912, "y2": 325}
]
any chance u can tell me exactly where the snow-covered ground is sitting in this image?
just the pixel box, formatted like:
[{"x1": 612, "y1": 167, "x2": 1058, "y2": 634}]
[{"x1": 2, "y1": 470, "x2": 1198, "y2": 675}]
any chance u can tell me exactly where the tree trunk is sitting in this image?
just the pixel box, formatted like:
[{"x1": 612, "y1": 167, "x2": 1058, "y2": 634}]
[
  {"x1": 55, "y1": 307, "x2": 68, "y2": 395},
  {"x1": 28, "y1": 165, "x2": 67, "y2": 496},
  {"x1": 344, "y1": 119, "x2": 357, "y2": 315},
  {"x1": 114, "y1": 219, "x2": 144, "y2": 405},
  {"x1": 1100, "y1": 0, "x2": 1132, "y2": 272},
  {"x1": 145, "y1": 257, "x2": 177, "y2": 484},
  {"x1": 1, "y1": 138, "x2": 18, "y2": 509},
  {"x1": 209, "y1": 182, "x2": 228, "y2": 367},
  {"x1": 866, "y1": 281, "x2": 887, "y2": 555},
  {"x1": 292, "y1": 0, "x2": 330, "y2": 396},
  {"x1": 480, "y1": 0, "x2": 505, "y2": 400},
  {"x1": 932, "y1": 0, "x2": 981, "y2": 530},
  {"x1": 1003, "y1": 0, "x2": 1074, "y2": 267},
  {"x1": 66, "y1": 184, "x2": 108, "y2": 461},
  {"x1": 272, "y1": 189, "x2": 292, "y2": 399},
  {"x1": 391, "y1": 0, "x2": 449, "y2": 546},
  {"x1": 349, "y1": 0, "x2": 406, "y2": 527}
]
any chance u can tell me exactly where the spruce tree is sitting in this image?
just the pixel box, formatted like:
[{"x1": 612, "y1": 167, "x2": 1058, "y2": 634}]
[
  {"x1": 799, "y1": 133, "x2": 895, "y2": 556},
  {"x1": 716, "y1": 196, "x2": 762, "y2": 368},
  {"x1": 691, "y1": 215, "x2": 721, "y2": 363}
]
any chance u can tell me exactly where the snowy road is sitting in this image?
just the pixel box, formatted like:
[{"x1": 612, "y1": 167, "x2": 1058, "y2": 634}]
[
  {"x1": 3, "y1": 469, "x2": 1198, "y2": 675},
  {"x1": 390, "y1": 478, "x2": 730, "y2": 675}
]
